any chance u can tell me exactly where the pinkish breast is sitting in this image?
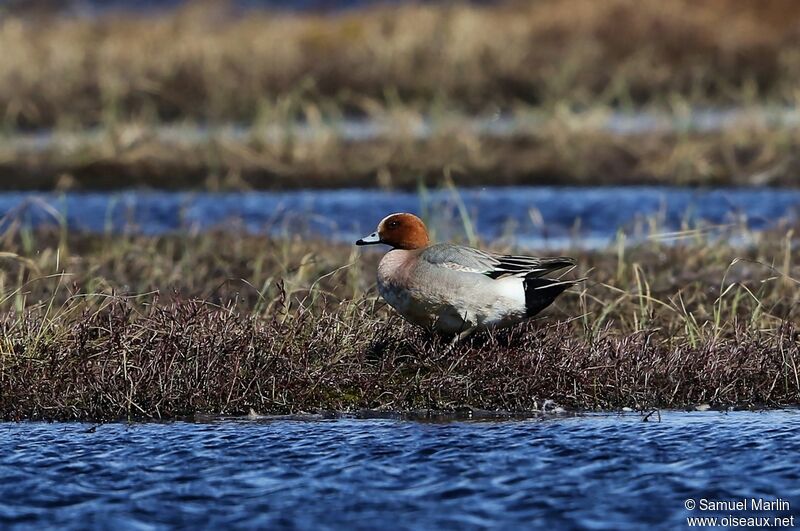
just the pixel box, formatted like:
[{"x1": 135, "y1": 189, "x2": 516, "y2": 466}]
[
  {"x1": 376, "y1": 249, "x2": 426, "y2": 322},
  {"x1": 377, "y1": 249, "x2": 417, "y2": 287}
]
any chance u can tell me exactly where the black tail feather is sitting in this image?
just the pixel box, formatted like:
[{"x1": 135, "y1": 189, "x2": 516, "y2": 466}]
[{"x1": 523, "y1": 277, "x2": 576, "y2": 317}]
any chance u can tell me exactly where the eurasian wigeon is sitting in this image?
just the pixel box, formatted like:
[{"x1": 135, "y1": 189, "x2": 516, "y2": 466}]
[{"x1": 356, "y1": 213, "x2": 579, "y2": 339}]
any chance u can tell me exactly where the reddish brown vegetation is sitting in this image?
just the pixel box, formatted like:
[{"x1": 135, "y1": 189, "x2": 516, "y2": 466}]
[{"x1": 0, "y1": 229, "x2": 797, "y2": 420}]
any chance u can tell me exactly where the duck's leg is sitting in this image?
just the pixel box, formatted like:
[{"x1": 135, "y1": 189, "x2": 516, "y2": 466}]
[
  {"x1": 455, "y1": 326, "x2": 477, "y2": 343},
  {"x1": 443, "y1": 326, "x2": 477, "y2": 353}
]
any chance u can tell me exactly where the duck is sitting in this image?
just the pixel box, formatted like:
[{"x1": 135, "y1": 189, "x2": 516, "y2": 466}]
[{"x1": 356, "y1": 212, "x2": 579, "y2": 340}]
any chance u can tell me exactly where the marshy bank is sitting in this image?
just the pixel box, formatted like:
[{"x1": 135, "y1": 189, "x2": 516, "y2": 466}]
[
  {"x1": 0, "y1": 227, "x2": 797, "y2": 421},
  {"x1": 2, "y1": 0, "x2": 799, "y2": 420}
]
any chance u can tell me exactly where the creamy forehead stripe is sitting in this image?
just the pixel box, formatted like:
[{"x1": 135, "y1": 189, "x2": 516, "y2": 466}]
[{"x1": 379, "y1": 212, "x2": 406, "y2": 225}]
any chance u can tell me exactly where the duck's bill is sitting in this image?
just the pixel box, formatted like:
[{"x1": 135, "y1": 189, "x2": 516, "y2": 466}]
[{"x1": 355, "y1": 232, "x2": 381, "y2": 245}]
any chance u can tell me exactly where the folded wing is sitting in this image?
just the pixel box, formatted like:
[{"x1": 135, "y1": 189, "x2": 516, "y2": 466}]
[{"x1": 420, "y1": 243, "x2": 576, "y2": 279}]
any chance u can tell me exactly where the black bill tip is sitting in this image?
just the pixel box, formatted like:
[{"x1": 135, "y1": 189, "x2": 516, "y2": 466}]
[{"x1": 355, "y1": 232, "x2": 381, "y2": 246}]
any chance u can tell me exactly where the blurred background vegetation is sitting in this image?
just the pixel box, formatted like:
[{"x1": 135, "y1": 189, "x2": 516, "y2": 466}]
[
  {"x1": 3, "y1": 0, "x2": 800, "y2": 128},
  {"x1": 2, "y1": 0, "x2": 800, "y2": 189}
]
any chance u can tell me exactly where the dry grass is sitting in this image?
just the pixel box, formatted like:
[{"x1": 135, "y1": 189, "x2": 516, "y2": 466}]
[
  {"x1": 2, "y1": 0, "x2": 800, "y2": 129},
  {"x1": 0, "y1": 223, "x2": 798, "y2": 420}
]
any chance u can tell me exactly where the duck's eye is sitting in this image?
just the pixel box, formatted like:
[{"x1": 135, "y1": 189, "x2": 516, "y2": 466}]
[{"x1": 387, "y1": 220, "x2": 399, "y2": 228}]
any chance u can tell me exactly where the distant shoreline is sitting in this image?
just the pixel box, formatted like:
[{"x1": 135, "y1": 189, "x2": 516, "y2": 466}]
[{"x1": 3, "y1": 109, "x2": 800, "y2": 190}]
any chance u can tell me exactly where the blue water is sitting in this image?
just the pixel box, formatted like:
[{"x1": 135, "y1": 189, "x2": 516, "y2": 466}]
[
  {"x1": 1, "y1": 411, "x2": 799, "y2": 530},
  {"x1": 1, "y1": 187, "x2": 798, "y2": 248}
]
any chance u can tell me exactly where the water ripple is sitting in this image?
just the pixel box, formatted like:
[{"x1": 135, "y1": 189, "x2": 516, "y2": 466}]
[{"x1": 0, "y1": 412, "x2": 799, "y2": 529}]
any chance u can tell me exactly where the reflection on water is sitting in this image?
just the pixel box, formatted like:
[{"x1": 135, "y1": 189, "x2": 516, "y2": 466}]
[
  {"x1": 0, "y1": 186, "x2": 797, "y2": 249},
  {"x1": 0, "y1": 411, "x2": 798, "y2": 530}
]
